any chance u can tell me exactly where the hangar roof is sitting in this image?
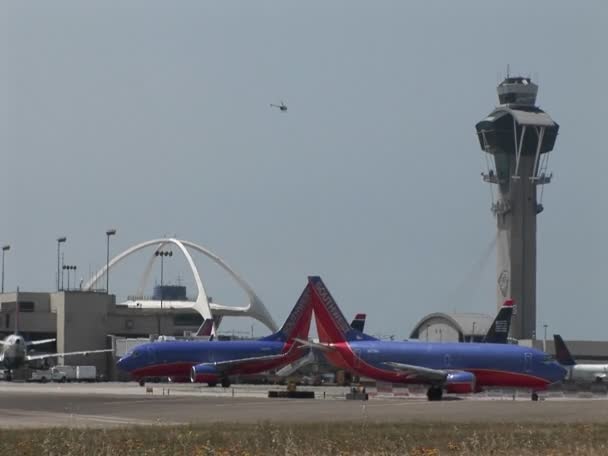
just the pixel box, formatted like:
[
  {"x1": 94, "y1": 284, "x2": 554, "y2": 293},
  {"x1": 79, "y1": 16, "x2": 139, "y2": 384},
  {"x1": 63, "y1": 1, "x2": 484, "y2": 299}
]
[{"x1": 409, "y1": 312, "x2": 494, "y2": 340}]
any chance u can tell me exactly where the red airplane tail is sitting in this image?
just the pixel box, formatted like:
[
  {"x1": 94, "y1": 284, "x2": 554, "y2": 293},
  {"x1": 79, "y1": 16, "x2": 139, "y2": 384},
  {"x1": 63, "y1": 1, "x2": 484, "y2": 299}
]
[{"x1": 308, "y1": 276, "x2": 376, "y2": 344}]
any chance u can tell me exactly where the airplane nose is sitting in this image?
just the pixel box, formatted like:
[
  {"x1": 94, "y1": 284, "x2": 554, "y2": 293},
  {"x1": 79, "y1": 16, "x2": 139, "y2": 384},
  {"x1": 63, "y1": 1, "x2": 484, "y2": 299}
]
[{"x1": 116, "y1": 355, "x2": 131, "y2": 372}]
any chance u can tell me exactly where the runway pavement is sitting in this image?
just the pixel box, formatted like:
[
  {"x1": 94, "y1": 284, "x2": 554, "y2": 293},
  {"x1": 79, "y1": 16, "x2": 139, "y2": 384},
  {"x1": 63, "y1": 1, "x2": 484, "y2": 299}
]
[{"x1": 1, "y1": 382, "x2": 608, "y2": 428}]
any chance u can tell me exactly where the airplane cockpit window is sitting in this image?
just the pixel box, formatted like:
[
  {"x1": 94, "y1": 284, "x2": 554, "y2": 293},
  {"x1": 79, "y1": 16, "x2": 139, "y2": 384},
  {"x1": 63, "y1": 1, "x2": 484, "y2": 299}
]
[
  {"x1": 543, "y1": 354, "x2": 554, "y2": 363},
  {"x1": 124, "y1": 350, "x2": 139, "y2": 358}
]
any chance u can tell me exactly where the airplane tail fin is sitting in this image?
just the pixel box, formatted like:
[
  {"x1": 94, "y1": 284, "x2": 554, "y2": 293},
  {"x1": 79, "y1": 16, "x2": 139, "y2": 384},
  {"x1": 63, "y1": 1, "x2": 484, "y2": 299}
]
[
  {"x1": 553, "y1": 334, "x2": 576, "y2": 366},
  {"x1": 308, "y1": 276, "x2": 376, "y2": 343},
  {"x1": 195, "y1": 318, "x2": 215, "y2": 340},
  {"x1": 482, "y1": 299, "x2": 514, "y2": 343},
  {"x1": 350, "y1": 314, "x2": 367, "y2": 333},
  {"x1": 260, "y1": 283, "x2": 313, "y2": 343}
]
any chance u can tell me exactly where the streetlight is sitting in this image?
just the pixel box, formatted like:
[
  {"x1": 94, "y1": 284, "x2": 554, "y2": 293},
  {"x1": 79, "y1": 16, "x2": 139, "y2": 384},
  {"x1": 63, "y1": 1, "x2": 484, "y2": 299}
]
[
  {"x1": 543, "y1": 323, "x2": 548, "y2": 352},
  {"x1": 56, "y1": 236, "x2": 67, "y2": 291},
  {"x1": 63, "y1": 265, "x2": 76, "y2": 290},
  {"x1": 155, "y1": 250, "x2": 173, "y2": 335},
  {"x1": 105, "y1": 229, "x2": 117, "y2": 294},
  {"x1": 1, "y1": 244, "x2": 10, "y2": 293},
  {"x1": 471, "y1": 321, "x2": 476, "y2": 343}
]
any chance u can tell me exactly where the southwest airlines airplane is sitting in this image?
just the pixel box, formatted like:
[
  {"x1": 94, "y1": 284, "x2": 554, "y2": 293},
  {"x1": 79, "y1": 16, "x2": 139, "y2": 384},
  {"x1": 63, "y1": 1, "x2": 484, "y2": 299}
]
[
  {"x1": 306, "y1": 276, "x2": 565, "y2": 401},
  {"x1": 117, "y1": 283, "x2": 313, "y2": 387}
]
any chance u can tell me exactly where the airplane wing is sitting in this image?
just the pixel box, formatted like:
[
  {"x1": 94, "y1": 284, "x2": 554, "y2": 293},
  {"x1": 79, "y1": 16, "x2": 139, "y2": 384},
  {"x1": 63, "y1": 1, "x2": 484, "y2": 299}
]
[
  {"x1": 383, "y1": 361, "x2": 448, "y2": 382},
  {"x1": 203, "y1": 343, "x2": 308, "y2": 374},
  {"x1": 293, "y1": 338, "x2": 335, "y2": 352},
  {"x1": 27, "y1": 338, "x2": 56, "y2": 347},
  {"x1": 26, "y1": 349, "x2": 112, "y2": 362}
]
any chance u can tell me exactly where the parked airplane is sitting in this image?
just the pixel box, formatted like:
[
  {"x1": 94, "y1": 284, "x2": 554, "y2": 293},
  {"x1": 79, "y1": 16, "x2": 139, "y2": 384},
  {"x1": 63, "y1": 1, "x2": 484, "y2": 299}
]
[
  {"x1": 0, "y1": 290, "x2": 111, "y2": 380},
  {"x1": 553, "y1": 334, "x2": 608, "y2": 384},
  {"x1": 305, "y1": 276, "x2": 565, "y2": 401},
  {"x1": 117, "y1": 283, "x2": 314, "y2": 387}
]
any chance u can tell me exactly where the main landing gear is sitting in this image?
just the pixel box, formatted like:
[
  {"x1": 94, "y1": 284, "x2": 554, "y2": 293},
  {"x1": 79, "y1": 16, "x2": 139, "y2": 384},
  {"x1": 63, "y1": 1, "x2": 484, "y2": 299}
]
[
  {"x1": 207, "y1": 378, "x2": 231, "y2": 388},
  {"x1": 531, "y1": 392, "x2": 539, "y2": 401},
  {"x1": 426, "y1": 386, "x2": 443, "y2": 401}
]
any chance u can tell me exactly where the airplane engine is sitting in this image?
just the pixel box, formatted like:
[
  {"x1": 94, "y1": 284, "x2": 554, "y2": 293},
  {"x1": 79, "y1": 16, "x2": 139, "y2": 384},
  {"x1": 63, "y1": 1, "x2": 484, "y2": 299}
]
[
  {"x1": 445, "y1": 371, "x2": 477, "y2": 394},
  {"x1": 190, "y1": 364, "x2": 220, "y2": 383}
]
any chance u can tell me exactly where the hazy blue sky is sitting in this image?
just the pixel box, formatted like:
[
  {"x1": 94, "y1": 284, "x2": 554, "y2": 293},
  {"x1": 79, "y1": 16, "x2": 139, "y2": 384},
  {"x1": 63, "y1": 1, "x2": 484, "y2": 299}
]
[{"x1": 1, "y1": 1, "x2": 606, "y2": 339}]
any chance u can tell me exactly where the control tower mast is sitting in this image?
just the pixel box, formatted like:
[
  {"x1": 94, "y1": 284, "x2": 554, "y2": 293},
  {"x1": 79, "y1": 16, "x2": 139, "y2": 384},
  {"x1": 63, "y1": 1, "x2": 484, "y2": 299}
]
[{"x1": 475, "y1": 77, "x2": 559, "y2": 340}]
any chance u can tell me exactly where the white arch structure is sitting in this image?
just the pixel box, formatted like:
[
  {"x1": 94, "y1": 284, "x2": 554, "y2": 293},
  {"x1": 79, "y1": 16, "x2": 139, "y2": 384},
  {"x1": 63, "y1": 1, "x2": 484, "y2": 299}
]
[{"x1": 82, "y1": 238, "x2": 278, "y2": 335}]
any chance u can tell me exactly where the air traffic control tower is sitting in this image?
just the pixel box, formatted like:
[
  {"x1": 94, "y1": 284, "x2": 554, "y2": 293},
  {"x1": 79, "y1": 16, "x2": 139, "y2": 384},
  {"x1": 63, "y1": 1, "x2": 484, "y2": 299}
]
[{"x1": 475, "y1": 77, "x2": 559, "y2": 340}]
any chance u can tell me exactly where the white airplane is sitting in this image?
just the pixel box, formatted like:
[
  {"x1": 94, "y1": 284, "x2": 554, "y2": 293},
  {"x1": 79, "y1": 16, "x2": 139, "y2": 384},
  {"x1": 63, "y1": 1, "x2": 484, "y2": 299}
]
[
  {"x1": 554, "y1": 334, "x2": 608, "y2": 384},
  {"x1": 0, "y1": 290, "x2": 111, "y2": 380},
  {"x1": 0, "y1": 334, "x2": 111, "y2": 381}
]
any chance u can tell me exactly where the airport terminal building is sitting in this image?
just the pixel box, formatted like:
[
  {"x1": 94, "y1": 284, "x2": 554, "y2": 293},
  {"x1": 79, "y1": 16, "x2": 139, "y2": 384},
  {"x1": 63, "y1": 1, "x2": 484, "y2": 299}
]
[{"x1": 0, "y1": 289, "x2": 205, "y2": 380}]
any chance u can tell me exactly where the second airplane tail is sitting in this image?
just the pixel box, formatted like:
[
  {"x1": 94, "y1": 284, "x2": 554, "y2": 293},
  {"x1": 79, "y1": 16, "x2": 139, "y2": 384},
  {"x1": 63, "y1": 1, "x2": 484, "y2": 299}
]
[
  {"x1": 482, "y1": 299, "x2": 514, "y2": 343},
  {"x1": 308, "y1": 276, "x2": 377, "y2": 344},
  {"x1": 350, "y1": 314, "x2": 367, "y2": 333},
  {"x1": 261, "y1": 284, "x2": 313, "y2": 343},
  {"x1": 553, "y1": 334, "x2": 576, "y2": 366}
]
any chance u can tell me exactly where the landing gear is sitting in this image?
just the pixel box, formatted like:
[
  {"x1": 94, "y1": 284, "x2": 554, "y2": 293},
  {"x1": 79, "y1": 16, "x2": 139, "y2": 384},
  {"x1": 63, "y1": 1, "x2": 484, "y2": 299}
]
[
  {"x1": 138, "y1": 379, "x2": 145, "y2": 387},
  {"x1": 427, "y1": 386, "x2": 443, "y2": 401},
  {"x1": 531, "y1": 392, "x2": 539, "y2": 401},
  {"x1": 5, "y1": 370, "x2": 12, "y2": 382},
  {"x1": 207, "y1": 382, "x2": 218, "y2": 387},
  {"x1": 221, "y1": 377, "x2": 231, "y2": 388}
]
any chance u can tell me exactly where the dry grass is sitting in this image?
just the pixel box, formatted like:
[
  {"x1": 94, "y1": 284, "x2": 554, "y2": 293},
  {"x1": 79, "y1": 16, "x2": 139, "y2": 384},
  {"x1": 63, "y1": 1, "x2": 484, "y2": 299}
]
[{"x1": 1, "y1": 422, "x2": 608, "y2": 455}]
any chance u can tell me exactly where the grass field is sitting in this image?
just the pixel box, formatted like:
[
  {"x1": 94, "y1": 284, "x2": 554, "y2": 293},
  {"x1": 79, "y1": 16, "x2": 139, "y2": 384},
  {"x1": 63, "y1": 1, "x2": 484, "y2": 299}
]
[{"x1": 1, "y1": 422, "x2": 607, "y2": 455}]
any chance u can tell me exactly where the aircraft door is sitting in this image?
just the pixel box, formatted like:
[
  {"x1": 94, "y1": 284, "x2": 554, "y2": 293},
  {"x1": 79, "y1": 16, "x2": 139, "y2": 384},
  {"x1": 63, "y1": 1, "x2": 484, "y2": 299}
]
[
  {"x1": 523, "y1": 353, "x2": 532, "y2": 373},
  {"x1": 444, "y1": 354, "x2": 452, "y2": 369}
]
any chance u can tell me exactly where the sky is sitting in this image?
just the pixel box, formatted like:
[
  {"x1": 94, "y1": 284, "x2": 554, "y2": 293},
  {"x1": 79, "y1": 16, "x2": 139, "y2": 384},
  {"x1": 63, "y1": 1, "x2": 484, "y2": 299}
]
[{"x1": 1, "y1": 1, "x2": 607, "y2": 340}]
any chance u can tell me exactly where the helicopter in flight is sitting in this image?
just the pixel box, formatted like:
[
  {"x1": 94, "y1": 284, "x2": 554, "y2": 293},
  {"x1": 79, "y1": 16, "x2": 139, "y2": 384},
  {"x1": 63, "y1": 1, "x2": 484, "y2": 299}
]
[{"x1": 270, "y1": 101, "x2": 288, "y2": 112}]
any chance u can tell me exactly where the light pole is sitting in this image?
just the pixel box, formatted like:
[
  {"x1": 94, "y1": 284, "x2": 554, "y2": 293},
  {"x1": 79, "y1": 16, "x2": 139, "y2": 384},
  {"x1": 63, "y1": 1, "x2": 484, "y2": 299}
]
[
  {"x1": 472, "y1": 321, "x2": 476, "y2": 343},
  {"x1": 155, "y1": 250, "x2": 173, "y2": 335},
  {"x1": 63, "y1": 265, "x2": 76, "y2": 290},
  {"x1": 543, "y1": 323, "x2": 548, "y2": 352},
  {"x1": 1, "y1": 244, "x2": 10, "y2": 293},
  {"x1": 56, "y1": 237, "x2": 67, "y2": 291},
  {"x1": 105, "y1": 229, "x2": 116, "y2": 293}
]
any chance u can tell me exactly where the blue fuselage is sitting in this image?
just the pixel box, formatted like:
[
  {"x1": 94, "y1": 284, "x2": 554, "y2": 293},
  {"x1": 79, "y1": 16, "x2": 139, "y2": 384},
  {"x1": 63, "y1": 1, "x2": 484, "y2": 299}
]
[
  {"x1": 327, "y1": 339, "x2": 566, "y2": 389},
  {"x1": 117, "y1": 340, "x2": 289, "y2": 379}
]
